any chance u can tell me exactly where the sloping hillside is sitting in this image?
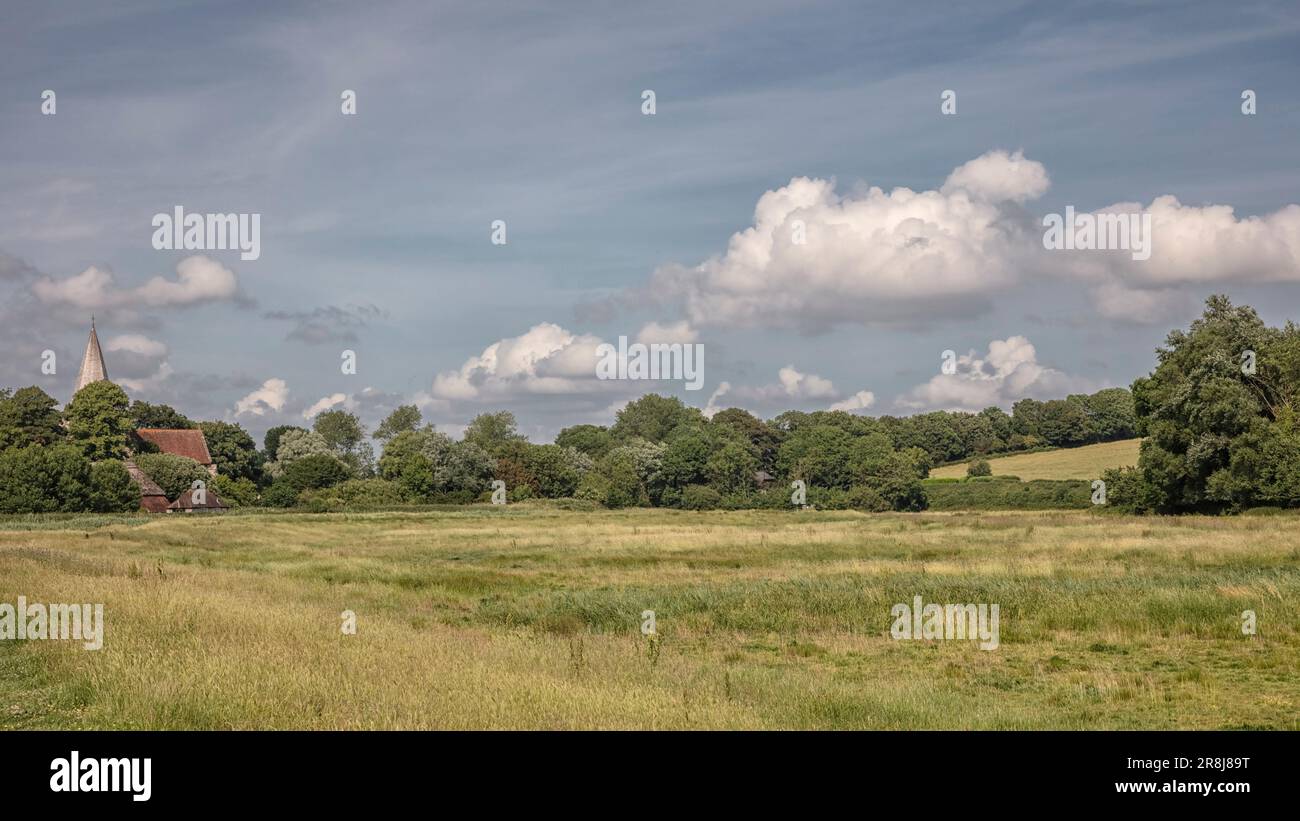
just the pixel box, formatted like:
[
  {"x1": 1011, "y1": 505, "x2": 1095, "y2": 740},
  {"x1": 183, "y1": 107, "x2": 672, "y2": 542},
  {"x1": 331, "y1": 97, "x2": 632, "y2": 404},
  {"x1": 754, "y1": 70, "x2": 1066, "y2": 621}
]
[{"x1": 929, "y1": 438, "x2": 1141, "y2": 481}]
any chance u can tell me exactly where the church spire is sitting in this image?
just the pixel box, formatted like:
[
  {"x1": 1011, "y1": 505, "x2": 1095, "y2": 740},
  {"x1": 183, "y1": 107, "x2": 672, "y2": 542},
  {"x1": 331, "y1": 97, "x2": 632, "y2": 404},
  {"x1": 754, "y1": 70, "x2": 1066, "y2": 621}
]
[{"x1": 74, "y1": 317, "x2": 108, "y2": 395}]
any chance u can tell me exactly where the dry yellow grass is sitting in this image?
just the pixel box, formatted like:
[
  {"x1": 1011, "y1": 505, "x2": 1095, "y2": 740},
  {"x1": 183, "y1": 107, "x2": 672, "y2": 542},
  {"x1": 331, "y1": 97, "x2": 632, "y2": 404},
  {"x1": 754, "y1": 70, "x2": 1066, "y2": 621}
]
[
  {"x1": 1, "y1": 505, "x2": 1296, "y2": 729},
  {"x1": 930, "y1": 439, "x2": 1142, "y2": 480}
]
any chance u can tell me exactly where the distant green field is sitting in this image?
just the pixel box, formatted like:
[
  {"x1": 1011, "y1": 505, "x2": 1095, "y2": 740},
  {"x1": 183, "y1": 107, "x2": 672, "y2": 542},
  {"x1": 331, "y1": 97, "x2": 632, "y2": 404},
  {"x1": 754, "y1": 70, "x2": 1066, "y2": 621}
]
[{"x1": 930, "y1": 439, "x2": 1141, "y2": 481}]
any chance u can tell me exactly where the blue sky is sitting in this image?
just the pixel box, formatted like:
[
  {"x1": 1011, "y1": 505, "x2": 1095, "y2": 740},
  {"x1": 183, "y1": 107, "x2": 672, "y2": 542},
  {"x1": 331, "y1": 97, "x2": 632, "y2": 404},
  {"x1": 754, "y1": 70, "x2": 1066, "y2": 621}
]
[{"x1": 2, "y1": 0, "x2": 1298, "y2": 443}]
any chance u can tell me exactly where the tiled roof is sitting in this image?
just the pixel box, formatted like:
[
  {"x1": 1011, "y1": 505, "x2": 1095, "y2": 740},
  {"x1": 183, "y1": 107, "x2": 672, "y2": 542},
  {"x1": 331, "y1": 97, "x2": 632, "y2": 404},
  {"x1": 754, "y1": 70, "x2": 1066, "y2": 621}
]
[
  {"x1": 123, "y1": 459, "x2": 167, "y2": 497},
  {"x1": 137, "y1": 428, "x2": 213, "y2": 465},
  {"x1": 167, "y1": 487, "x2": 227, "y2": 510}
]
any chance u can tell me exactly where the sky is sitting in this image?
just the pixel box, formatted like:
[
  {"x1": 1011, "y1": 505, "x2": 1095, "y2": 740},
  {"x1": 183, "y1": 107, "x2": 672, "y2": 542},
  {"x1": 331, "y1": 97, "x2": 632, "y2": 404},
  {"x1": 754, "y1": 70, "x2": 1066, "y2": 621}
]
[{"x1": 2, "y1": 0, "x2": 1299, "y2": 445}]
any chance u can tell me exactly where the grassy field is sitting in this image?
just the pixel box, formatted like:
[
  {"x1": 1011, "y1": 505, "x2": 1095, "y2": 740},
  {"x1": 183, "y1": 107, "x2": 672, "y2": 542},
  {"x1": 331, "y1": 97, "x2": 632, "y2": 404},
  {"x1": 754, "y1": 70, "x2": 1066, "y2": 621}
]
[
  {"x1": 1, "y1": 505, "x2": 1297, "y2": 730},
  {"x1": 929, "y1": 438, "x2": 1142, "y2": 480}
]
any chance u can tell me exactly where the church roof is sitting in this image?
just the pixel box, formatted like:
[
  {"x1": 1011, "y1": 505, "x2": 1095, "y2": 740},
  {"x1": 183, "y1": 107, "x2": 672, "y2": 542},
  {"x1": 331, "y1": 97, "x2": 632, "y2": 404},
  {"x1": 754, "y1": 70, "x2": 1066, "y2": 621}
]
[
  {"x1": 123, "y1": 459, "x2": 167, "y2": 498},
  {"x1": 74, "y1": 318, "x2": 108, "y2": 394},
  {"x1": 137, "y1": 428, "x2": 214, "y2": 465}
]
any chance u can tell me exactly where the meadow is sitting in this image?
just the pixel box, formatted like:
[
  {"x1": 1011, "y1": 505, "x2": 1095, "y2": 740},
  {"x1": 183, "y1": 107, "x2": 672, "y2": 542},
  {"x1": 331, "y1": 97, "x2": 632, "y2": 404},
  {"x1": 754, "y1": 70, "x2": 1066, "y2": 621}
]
[
  {"x1": 1, "y1": 504, "x2": 1297, "y2": 730},
  {"x1": 929, "y1": 438, "x2": 1142, "y2": 480}
]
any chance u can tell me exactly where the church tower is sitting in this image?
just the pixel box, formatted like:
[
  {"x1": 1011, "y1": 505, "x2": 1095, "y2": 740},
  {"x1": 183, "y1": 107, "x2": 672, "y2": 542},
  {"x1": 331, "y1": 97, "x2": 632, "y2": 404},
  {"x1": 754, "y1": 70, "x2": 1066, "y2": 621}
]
[{"x1": 74, "y1": 317, "x2": 108, "y2": 395}]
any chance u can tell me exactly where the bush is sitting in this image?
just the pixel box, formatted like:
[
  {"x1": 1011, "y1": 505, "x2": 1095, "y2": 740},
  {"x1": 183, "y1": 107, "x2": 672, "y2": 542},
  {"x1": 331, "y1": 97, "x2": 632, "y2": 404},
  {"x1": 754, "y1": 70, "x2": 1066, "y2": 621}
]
[
  {"x1": 134, "y1": 452, "x2": 210, "y2": 499},
  {"x1": 297, "y1": 478, "x2": 410, "y2": 510},
  {"x1": 847, "y1": 485, "x2": 890, "y2": 512},
  {"x1": 264, "y1": 453, "x2": 350, "y2": 507},
  {"x1": 967, "y1": 459, "x2": 992, "y2": 477},
  {"x1": 89, "y1": 459, "x2": 139, "y2": 512},
  {"x1": 923, "y1": 478, "x2": 1091, "y2": 510},
  {"x1": 0, "y1": 444, "x2": 93, "y2": 513},
  {"x1": 680, "y1": 484, "x2": 722, "y2": 510},
  {"x1": 211, "y1": 474, "x2": 259, "y2": 507}
]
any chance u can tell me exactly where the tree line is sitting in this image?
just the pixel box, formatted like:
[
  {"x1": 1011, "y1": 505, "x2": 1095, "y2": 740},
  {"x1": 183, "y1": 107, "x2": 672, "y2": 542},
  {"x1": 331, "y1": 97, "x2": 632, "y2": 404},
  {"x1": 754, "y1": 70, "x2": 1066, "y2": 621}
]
[{"x1": 0, "y1": 357, "x2": 1137, "y2": 512}]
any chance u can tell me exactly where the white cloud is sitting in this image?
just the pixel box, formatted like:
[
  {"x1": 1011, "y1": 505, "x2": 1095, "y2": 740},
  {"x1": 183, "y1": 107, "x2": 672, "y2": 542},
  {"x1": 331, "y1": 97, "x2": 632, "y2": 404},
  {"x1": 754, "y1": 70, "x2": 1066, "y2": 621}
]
[
  {"x1": 303, "y1": 392, "x2": 348, "y2": 420},
  {"x1": 1059, "y1": 196, "x2": 1300, "y2": 321},
  {"x1": 32, "y1": 255, "x2": 240, "y2": 314},
  {"x1": 235, "y1": 378, "x2": 289, "y2": 417},
  {"x1": 895, "y1": 336, "x2": 1093, "y2": 412},
  {"x1": 940, "y1": 149, "x2": 1051, "y2": 204},
  {"x1": 105, "y1": 334, "x2": 168, "y2": 358},
  {"x1": 636, "y1": 319, "x2": 699, "y2": 344},
  {"x1": 431, "y1": 322, "x2": 690, "y2": 403},
  {"x1": 829, "y1": 390, "x2": 876, "y2": 413},
  {"x1": 777, "y1": 366, "x2": 837, "y2": 399},
  {"x1": 650, "y1": 150, "x2": 1048, "y2": 332},
  {"x1": 703, "y1": 366, "x2": 871, "y2": 415}
]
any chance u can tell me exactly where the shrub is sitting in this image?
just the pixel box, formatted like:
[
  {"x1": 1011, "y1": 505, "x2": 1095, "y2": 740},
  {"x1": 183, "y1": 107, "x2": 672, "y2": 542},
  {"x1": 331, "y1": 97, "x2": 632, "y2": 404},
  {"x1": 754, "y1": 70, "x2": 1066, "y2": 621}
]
[
  {"x1": 847, "y1": 485, "x2": 890, "y2": 512},
  {"x1": 967, "y1": 459, "x2": 992, "y2": 477},
  {"x1": 923, "y1": 478, "x2": 1091, "y2": 510},
  {"x1": 264, "y1": 453, "x2": 350, "y2": 507},
  {"x1": 0, "y1": 444, "x2": 92, "y2": 513},
  {"x1": 211, "y1": 474, "x2": 259, "y2": 507},
  {"x1": 297, "y1": 478, "x2": 410, "y2": 510},
  {"x1": 680, "y1": 484, "x2": 722, "y2": 510}
]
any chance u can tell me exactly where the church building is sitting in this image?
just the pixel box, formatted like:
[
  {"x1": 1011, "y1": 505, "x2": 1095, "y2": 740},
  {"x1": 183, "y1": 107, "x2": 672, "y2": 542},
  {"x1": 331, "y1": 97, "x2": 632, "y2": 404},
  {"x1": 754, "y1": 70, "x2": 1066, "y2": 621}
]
[{"x1": 74, "y1": 319, "x2": 225, "y2": 512}]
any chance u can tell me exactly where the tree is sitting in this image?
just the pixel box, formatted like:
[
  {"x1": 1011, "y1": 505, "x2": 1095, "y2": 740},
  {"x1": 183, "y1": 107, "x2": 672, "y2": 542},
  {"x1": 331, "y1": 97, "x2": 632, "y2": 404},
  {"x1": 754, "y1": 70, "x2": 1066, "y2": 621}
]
[
  {"x1": 1121, "y1": 295, "x2": 1293, "y2": 512},
  {"x1": 264, "y1": 425, "x2": 306, "y2": 460},
  {"x1": 312, "y1": 410, "x2": 374, "y2": 477},
  {"x1": 1012, "y1": 398, "x2": 1045, "y2": 437},
  {"x1": 134, "y1": 453, "x2": 211, "y2": 499},
  {"x1": 523, "y1": 444, "x2": 591, "y2": 498},
  {"x1": 777, "y1": 424, "x2": 855, "y2": 489},
  {"x1": 1039, "y1": 399, "x2": 1092, "y2": 447},
  {"x1": 199, "y1": 421, "x2": 263, "y2": 482},
  {"x1": 611, "y1": 394, "x2": 700, "y2": 443},
  {"x1": 705, "y1": 440, "x2": 758, "y2": 494},
  {"x1": 0, "y1": 444, "x2": 93, "y2": 513},
  {"x1": 265, "y1": 453, "x2": 350, "y2": 507},
  {"x1": 555, "y1": 424, "x2": 614, "y2": 458},
  {"x1": 266, "y1": 429, "x2": 333, "y2": 478},
  {"x1": 710, "y1": 408, "x2": 783, "y2": 471},
  {"x1": 967, "y1": 459, "x2": 992, "y2": 477},
  {"x1": 0, "y1": 386, "x2": 64, "y2": 450},
  {"x1": 64, "y1": 381, "x2": 133, "y2": 460},
  {"x1": 658, "y1": 426, "x2": 713, "y2": 489},
  {"x1": 436, "y1": 441, "x2": 496, "y2": 494},
  {"x1": 463, "y1": 411, "x2": 525, "y2": 455},
  {"x1": 1078, "y1": 388, "x2": 1136, "y2": 442},
  {"x1": 374, "y1": 405, "x2": 422, "y2": 444},
  {"x1": 89, "y1": 460, "x2": 140, "y2": 512},
  {"x1": 129, "y1": 400, "x2": 195, "y2": 430}
]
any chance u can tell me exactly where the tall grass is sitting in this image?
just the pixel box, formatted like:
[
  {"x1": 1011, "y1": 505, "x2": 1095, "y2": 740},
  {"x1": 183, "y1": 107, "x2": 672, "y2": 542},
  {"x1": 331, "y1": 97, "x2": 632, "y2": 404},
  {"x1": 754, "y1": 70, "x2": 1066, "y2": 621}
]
[{"x1": 1, "y1": 506, "x2": 1296, "y2": 729}]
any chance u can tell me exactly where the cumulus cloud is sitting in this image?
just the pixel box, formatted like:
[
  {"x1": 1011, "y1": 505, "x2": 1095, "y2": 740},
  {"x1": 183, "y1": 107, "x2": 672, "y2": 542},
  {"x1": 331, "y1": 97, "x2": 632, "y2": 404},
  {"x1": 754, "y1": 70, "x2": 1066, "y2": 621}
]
[
  {"x1": 649, "y1": 150, "x2": 1048, "y2": 333},
  {"x1": 895, "y1": 336, "x2": 1093, "y2": 412},
  {"x1": 235, "y1": 378, "x2": 289, "y2": 417},
  {"x1": 702, "y1": 366, "x2": 873, "y2": 415},
  {"x1": 32, "y1": 255, "x2": 241, "y2": 317},
  {"x1": 1056, "y1": 196, "x2": 1300, "y2": 321},
  {"x1": 642, "y1": 149, "x2": 1300, "y2": 330},
  {"x1": 431, "y1": 322, "x2": 629, "y2": 402},
  {"x1": 829, "y1": 390, "x2": 876, "y2": 413},
  {"x1": 940, "y1": 149, "x2": 1051, "y2": 204},
  {"x1": 303, "y1": 392, "x2": 349, "y2": 420},
  {"x1": 636, "y1": 319, "x2": 699, "y2": 344}
]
